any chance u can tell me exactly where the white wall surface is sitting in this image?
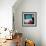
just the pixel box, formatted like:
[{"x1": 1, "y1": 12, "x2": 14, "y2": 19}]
[
  {"x1": 0, "y1": 0, "x2": 17, "y2": 29},
  {"x1": 40, "y1": 0, "x2": 46, "y2": 46},
  {"x1": 13, "y1": 0, "x2": 46, "y2": 46},
  {"x1": 13, "y1": 0, "x2": 41, "y2": 46}
]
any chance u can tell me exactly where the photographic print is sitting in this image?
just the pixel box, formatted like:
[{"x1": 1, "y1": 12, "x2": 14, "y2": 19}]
[{"x1": 22, "y1": 12, "x2": 37, "y2": 27}]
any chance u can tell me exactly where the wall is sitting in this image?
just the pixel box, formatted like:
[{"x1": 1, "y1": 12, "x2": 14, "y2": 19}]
[
  {"x1": 40, "y1": 0, "x2": 46, "y2": 46},
  {"x1": 13, "y1": 0, "x2": 41, "y2": 46},
  {"x1": 0, "y1": 0, "x2": 17, "y2": 29}
]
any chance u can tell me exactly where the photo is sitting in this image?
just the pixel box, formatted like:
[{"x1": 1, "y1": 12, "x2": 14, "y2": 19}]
[
  {"x1": 24, "y1": 14, "x2": 34, "y2": 24},
  {"x1": 22, "y1": 12, "x2": 37, "y2": 27}
]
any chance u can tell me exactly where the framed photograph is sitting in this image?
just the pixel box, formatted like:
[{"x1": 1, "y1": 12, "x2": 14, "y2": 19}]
[{"x1": 22, "y1": 12, "x2": 37, "y2": 27}]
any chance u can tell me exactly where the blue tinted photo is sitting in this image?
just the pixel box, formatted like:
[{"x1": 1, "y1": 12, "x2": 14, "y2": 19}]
[{"x1": 24, "y1": 14, "x2": 34, "y2": 24}]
